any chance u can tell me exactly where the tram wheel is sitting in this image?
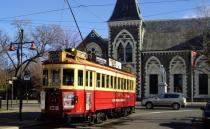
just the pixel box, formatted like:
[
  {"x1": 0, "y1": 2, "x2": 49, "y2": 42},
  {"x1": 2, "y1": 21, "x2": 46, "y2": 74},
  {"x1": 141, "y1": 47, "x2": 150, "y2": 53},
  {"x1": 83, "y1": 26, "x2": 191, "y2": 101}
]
[
  {"x1": 88, "y1": 114, "x2": 95, "y2": 125},
  {"x1": 95, "y1": 112, "x2": 103, "y2": 124}
]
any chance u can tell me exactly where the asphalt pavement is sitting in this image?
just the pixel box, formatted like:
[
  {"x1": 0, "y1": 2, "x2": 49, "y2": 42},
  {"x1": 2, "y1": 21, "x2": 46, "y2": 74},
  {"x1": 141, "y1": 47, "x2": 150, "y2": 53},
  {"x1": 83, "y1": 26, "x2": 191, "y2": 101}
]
[{"x1": 0, "y1": 100, "x2": 207, "y2": 129}]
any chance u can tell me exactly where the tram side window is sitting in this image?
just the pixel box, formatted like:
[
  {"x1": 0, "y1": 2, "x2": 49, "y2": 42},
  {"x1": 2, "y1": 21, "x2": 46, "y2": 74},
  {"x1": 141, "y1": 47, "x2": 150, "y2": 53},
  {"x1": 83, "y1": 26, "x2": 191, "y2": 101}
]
[
  {"x1": 131, "y1": 80, "x2": 133, "y2": 90},
  {"x1": 124, "y1": 79, "x2": 126, "y2": 90},
  {"x1": 97, "y1": 73, "x2": 101, "y2": 87},
  {"x1": 90, "y1": 71, "x2": 92, "y2": 87},
  {"x1": 121, "y1": 78, "x2": 124, "y2": 90},
  {"x1": 127, "y1": 79, "x2": 129, "y2": 90},
  {"x1": 106, "y1": 75, "x2": 109, "y2": 88},
  {"x1": 78, "y1": 70, "x2": 83, "y2": 86},
  {"x1": 130, "y1": 80, "x2": 132, "y2": 90},
  {"x1": 63, "y1": 69, "x2": 74, "y2": 86},
  {"x1": 52, "y1": 69, "x2": 60, "y2": 85},
  {"x1": 86, "y1": 71, "x2": 89, "y2": 87},
  {"x1": 110, "y1": 76, "x2": 113, "y2": 89},
  {"x1": 118, "y1": 78, "x2": 121, "y2": 89},
  {"x1": 102, "y1": 74, "x2": 105, "y2": 88},
  {"x1": 127, "y1": 80, "x2": 130, "y2": 90},
  {"x1": 114, "y1": 77, "x2": 116, "y2": 89},
  {"x1": 43, "y1": 70, "x2": 48, "y2": 86}
]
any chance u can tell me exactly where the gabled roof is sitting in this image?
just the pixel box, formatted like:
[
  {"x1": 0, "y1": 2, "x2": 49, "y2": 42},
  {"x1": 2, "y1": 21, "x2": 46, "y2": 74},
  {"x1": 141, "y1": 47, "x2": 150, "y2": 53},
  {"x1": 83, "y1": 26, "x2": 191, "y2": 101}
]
[
  {"x1": 108, "y1": 0, "x2": 142, "y2": 22},
  {"x1": 143, "y1": 18, "x2": 210, "y2": 51},
  {"x1": 77, "y1": 30, "x2": 107, "y2": 50}
]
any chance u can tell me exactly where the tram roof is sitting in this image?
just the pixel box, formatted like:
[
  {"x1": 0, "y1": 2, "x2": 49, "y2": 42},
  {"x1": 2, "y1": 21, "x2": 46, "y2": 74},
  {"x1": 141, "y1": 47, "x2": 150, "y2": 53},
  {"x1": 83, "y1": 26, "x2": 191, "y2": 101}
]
[{"x1": 43, "y1": 53, "x2": 135, "y2": 77}]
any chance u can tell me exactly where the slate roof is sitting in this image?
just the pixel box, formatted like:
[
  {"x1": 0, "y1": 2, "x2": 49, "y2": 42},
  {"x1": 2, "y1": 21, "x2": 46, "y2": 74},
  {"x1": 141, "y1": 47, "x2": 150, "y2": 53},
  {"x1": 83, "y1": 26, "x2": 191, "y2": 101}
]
[
  {"x1": 108, "y1": 0, "x2": 142, "y2": 22},
  {"x1": 143, "y1": 18, "x2": 210, "y2": 51}
]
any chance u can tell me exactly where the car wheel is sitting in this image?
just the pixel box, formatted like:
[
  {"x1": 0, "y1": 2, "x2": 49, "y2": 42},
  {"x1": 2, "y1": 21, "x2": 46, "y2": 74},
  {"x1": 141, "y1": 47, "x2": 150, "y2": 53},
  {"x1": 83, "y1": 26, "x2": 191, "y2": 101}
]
[
  {"x1": 145, "y1": 102, "x2": 153, "y2": 109},
  {"x1": 172, "y1": 103, "x2": 180, "y2": 110}
]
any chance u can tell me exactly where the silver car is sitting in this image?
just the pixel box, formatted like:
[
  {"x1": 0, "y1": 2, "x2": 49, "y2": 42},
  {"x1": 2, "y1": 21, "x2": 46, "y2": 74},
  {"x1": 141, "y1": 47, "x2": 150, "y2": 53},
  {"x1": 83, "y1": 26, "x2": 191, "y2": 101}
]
[{"x1": 142, "y1": 93, "x2": 187, "y2": 110}]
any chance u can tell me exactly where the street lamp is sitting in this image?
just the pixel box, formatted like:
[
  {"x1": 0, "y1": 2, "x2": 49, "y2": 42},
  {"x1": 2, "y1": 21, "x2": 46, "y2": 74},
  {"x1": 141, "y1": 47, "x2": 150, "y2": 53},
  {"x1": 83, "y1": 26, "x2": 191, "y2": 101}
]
[{"x1": 8, "y1": 29, "x2": 36, "y2": 121}]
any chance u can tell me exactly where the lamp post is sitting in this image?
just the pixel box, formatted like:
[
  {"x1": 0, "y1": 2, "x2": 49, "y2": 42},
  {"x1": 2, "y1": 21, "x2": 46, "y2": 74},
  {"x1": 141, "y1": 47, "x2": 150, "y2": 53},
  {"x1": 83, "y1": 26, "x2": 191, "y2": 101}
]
[{"x1": 9, "y1": 29, "x2": 36, "y2": 121}]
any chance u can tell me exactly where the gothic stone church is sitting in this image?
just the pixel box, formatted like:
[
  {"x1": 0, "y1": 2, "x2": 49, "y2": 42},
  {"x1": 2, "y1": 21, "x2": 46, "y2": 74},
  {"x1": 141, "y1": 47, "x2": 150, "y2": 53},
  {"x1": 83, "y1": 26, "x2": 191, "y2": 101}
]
[{"x1": 77, "y1": 0, "x2": 210, "y2": 101}]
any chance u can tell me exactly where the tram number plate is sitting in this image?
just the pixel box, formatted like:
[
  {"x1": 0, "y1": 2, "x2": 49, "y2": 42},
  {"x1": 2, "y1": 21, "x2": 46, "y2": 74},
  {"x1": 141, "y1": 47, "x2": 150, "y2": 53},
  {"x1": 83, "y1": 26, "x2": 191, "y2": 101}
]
[{"x1": 50, "y1": 106, "x2": 59, "y2": 111}]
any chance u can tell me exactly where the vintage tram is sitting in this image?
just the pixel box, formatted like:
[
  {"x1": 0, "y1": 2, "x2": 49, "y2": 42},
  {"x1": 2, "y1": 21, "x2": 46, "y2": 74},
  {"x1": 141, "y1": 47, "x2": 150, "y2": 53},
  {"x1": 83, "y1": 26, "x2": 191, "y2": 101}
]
[{"x1": 40, "y1": 48, "x2": 136, "y2": 123}]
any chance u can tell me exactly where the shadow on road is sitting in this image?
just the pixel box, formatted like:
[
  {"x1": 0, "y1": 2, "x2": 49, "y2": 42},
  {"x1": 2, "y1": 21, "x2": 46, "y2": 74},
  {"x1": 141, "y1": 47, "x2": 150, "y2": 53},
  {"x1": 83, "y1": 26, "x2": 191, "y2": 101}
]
[
  {"x1": 0, "y1": 112, "x2": 41, "y2": 128},
  {"x1": 160, "y1": 122, "x2": 191, "y2": 129}
]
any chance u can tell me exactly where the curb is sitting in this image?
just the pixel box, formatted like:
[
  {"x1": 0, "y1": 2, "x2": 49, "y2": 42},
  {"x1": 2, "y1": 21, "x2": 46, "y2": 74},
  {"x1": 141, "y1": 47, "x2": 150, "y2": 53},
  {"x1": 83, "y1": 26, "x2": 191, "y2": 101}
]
[
  {"x1": 136, "y1": 102, "x2": 206, "y2": 108},
  {"x1": 0, "y1": 126, "x2": 19, "y2": 129}
]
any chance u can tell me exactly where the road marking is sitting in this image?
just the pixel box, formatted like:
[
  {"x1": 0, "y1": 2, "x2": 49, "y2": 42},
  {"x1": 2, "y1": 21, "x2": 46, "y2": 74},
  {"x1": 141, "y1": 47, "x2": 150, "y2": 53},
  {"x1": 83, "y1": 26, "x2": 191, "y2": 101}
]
[{"x1": 132, "y1": 110, "x2": 195, "y2": 117}]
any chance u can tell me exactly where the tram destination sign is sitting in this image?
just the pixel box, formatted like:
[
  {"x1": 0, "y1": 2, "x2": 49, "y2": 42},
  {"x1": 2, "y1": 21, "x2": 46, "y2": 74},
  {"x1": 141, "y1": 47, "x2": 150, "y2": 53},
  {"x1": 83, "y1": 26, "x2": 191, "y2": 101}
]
[
  {"x1": 108, "y1": 58, "x2": 122, "y2": 69},
  {"x1": 96, "y1": 57, "x2": 107, "y2": 65}
]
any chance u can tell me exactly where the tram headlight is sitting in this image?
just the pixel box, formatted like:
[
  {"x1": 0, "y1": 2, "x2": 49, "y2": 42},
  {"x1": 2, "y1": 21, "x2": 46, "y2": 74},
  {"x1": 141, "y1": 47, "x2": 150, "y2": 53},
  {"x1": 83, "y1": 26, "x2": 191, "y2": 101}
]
[{"x1": 63, "y1": 92, "x2": 76, "y2": 109}]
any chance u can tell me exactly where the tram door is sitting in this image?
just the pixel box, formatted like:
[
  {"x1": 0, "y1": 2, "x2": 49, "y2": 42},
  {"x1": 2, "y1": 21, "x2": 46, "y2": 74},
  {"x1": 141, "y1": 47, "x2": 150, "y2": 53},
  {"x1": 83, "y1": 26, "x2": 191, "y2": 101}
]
[
  {"x1": 86, "y1": 92, "x2": 92, "y2": 111},
  {"x1": 85, "y1": 70, "x2": 95, "y2": 111}
]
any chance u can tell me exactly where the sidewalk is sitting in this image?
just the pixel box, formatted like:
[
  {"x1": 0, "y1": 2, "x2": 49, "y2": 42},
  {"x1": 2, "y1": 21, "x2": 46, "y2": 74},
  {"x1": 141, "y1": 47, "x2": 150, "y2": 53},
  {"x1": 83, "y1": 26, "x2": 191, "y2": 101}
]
[
  {"x1": 186, "y1": 102, "x2": 206, "y2": 108},
  {"x1": 1, "y1": 100, "x2": 39, "y2": 104}
]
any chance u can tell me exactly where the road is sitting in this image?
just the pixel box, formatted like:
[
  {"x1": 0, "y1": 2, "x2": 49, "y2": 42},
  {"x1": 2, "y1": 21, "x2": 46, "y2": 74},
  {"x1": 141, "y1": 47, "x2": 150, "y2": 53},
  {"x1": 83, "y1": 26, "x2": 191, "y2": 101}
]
[
  {"x1": 0, "y1": 102, "x2": 205, "y2": 129},
  {"x1": 96, "y1": 108, "x2": 203, "y2": 129},
  {"x1": 18, "y1": 107, "x2": 204, "y2": 129}
]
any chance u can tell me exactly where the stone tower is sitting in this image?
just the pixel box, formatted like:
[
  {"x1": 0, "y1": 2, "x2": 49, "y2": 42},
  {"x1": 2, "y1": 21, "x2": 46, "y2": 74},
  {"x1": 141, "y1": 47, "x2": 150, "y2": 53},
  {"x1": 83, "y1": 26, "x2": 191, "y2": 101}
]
[{"x1": 107, "y1": 0, "x2": 145, "y2": 99}]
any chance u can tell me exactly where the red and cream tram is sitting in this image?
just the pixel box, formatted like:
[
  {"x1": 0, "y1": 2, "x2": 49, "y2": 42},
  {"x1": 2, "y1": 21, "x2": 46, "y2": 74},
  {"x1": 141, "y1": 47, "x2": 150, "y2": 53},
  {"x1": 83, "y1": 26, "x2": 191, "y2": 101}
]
[{"x1": 40, "y1": 48, "x2": 136, "y2": 123}]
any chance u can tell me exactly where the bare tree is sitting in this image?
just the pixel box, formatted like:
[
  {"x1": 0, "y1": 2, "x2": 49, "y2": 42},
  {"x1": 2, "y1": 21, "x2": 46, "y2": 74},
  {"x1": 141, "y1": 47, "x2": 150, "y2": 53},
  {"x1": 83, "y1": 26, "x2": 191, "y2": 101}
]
[
  {"x1": 27, "y1": 59, "x2": 42, "y2": 90},
  {"x1": 0, "y1": 22, "x2": 78, "y2": 79},
  {"x1": 39, "y1": 26, "x2": 81, "y2": 50},
  {"x1": 30, "y1": 25, "x2": 80, "y2": 89},
  {"x1": 0, "y1": 20, "x2": 79, "y2": 92},
  {"x1": 196, "y1": 0, "x2": 210, "y2": 18},
  {"x1": 191, "y1": 0, "x2": 210, "y2": 73},
  {"x1": 197, "y1": 0, "x2": 210, "y2": 56},
  {"x1": 0, "y1": 31, "x2": 12, "y2": 91}
]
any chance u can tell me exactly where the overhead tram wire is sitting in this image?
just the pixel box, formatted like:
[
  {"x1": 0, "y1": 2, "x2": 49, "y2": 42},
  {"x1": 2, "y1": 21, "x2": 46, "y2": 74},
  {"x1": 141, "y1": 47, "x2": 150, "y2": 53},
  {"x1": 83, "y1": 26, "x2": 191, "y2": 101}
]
[
  {"x1": 0, "y1": 8, "x2": 68, "y2": 20},
  {"x1": 0, "y1": 5, "x2": 205, "y2": 23},
  {"x1": 59, "y1": 1, "x2": 66, "y2": 26},
  {"x1": 140, "y1": 0, "x2": 195, "y2": 4},
  {"x1": 69, "y1": 0, "x2": 195, "y2": 8},
  {"x1": 72, "y1": 0, "x2": 105, "y2": 22},
  {"x1": 0, "y1": 0, "x2": 196, "y2": 20},
  {"x1": 143, "y1": 5, "x2": 210, "y2": 18},
  {"x1": 0, "y1": 19, "x2": 105, "y2": 24},
  {"x1": 64, "y1": 0, "x2": 83, "y2": 41}
]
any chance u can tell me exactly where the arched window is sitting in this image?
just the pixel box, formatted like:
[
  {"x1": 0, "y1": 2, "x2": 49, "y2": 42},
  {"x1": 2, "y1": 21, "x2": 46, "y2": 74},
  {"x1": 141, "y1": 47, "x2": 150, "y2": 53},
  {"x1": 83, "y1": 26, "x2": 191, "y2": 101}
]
[
  {"x1": 117, "y1": 43, "x2": 124, "y2": 62},
  {"x1": 125, "y1": 43, "x2": 132, "y2": 62}
]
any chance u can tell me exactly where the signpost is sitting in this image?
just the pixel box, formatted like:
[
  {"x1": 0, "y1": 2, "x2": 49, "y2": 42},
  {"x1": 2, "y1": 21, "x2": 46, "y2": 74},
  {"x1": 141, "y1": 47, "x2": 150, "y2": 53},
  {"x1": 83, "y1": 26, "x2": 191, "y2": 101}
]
[{"x1": 24, "y1": 74, "x2": 30, "y2": 103}]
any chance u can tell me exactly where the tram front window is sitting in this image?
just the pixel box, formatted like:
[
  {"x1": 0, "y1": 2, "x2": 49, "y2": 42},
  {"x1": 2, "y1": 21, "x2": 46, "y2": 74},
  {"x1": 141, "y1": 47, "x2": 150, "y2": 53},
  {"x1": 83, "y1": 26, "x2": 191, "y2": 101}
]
[
  {"x1": 52, "y1": 69, "x2": 61, "y2": 86},
  {"x1": 63, "y1": 69, "x2": 74, "y2": 86}
]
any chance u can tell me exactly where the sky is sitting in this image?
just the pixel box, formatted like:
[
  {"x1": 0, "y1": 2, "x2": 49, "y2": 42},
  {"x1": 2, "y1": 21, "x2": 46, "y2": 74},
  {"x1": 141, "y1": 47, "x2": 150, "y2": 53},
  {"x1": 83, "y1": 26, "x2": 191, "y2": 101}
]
[{"x1": 0, "y1": 0, "x2": 209, "y2": 40}]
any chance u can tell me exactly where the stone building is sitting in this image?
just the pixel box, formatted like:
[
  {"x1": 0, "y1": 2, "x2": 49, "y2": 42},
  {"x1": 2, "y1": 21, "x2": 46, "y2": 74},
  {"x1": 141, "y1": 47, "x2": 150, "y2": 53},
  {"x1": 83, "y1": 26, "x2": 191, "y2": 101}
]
[{"x1": 78, "y1": 0, "x2": 210, "y2": 101}]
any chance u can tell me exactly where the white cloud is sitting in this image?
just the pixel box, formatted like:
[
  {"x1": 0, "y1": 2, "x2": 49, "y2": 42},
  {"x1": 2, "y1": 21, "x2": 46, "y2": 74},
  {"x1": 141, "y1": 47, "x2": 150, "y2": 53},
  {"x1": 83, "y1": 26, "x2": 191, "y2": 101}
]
[{"x1": 182, "y1": 12, "x2": 199, "y2": 19}]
